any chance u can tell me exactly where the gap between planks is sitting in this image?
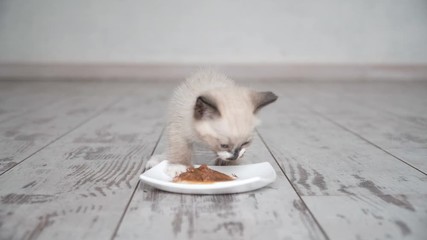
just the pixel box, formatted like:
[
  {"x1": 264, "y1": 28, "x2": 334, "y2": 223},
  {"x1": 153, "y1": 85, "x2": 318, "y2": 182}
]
[
  {"x1": 285, "y1": 95, "x2": 427, "y2": 177},
  {"x1": 256, "y1": 129, "x2": 330, "y2": 240},
  {"x1": 311, "y1": 111, "x2": 427, "y2": 176},
  {"x1": 110, "y1": 127, "x2": 165, "y2": 240},
  {"x1": 0, "y1": 96, "x2": 125, "y2": 177}
]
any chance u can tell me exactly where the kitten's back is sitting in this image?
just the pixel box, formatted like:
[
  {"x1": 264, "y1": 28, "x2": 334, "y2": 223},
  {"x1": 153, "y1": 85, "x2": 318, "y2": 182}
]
[
  {"x1": 168, "y1": 70, "x2": 235, "y2": 119},
  {"x1": 174, "y1": 70, "x2": 234, "y2": 101}
]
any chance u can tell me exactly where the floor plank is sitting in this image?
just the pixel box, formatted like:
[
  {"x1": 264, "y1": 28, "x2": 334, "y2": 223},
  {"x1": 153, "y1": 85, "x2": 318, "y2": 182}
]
[
  {"x1": 0, "y1": 94, "x2": 165, "y2": 240},
  {"x1": 0, "y1": 81, "x2": 141, "y2": 175},
  {"x1": 0, "y1": 94, "x2": 59, "y2": 124},
  {"x1": 280, "y1": 82, "x2": 427, "y2": 173},
  {"x1": 256, "y1": 84, "x2": 427, "y2": 240},
  {"x1": 0, "y1": 96, "x2": 120, "y2": 174},
  {"x1": 341, "y1": 82, "x2": 427, "y2": 128},
  {"x1": 257, "y1": 96, "x2": 427, "y2": 196},
  {"x1": 303, "y1": 194, "x2": 427, "y2": 240},
  {"x1": 1, "y1": 80, "x2": 426, "y2": 240}
]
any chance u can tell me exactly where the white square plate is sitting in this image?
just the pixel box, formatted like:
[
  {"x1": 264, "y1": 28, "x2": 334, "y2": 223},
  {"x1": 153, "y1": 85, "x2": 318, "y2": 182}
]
[{"x1": 140, "y1": 161, "x2": 277, "y2": 194}]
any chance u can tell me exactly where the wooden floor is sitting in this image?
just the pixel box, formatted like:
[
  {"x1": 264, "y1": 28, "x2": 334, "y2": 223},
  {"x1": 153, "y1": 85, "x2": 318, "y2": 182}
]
[{"x1": 0, "y1": 80, "x2": 426, "y2": 240}]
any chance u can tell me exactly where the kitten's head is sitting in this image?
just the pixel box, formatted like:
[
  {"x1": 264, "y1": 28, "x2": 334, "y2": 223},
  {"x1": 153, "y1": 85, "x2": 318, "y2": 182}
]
[{"x1": 193, "y1": 87, "x2": 277, "y2": 162}]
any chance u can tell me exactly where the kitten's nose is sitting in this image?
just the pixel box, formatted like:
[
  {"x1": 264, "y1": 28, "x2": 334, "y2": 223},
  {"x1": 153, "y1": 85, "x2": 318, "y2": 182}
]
[{"x1": 228, "y1": 148, "x2": 241, "y2": 160}]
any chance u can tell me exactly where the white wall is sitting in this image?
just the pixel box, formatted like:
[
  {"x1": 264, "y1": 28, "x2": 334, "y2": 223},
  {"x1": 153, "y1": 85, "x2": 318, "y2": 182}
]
[{"x1": 0, "y1": 0, "x2": 426, "y2": 64}]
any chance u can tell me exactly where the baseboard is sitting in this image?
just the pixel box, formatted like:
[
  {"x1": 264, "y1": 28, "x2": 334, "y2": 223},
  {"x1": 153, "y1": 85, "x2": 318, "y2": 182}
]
[{"x1": 0, "y1": 63, "x2": 426, "y2": 81}]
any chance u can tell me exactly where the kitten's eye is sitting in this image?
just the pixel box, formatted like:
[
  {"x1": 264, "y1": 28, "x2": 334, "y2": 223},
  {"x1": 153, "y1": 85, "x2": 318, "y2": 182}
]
[
  {"x1": 242, "y1": 141, "x2": 251, "y2": 146},
  {"x1": 220, "y1": 144, "x2": 229, "y2": 149}
]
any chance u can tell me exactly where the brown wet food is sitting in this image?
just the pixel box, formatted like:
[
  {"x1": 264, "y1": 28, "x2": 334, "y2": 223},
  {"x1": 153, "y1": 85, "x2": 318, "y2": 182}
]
[{"x1": 173, "y1": 164, "x2": 235, "y2": 184}]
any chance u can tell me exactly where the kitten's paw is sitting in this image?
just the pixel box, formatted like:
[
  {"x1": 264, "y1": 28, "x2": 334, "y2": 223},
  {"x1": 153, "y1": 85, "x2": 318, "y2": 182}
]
[
  {"x1": 165, "y1": 163, "x2": 188, "y2": 177},
  {"x1": 145, "y1": 154, "x2": 166, "y2": 170}
]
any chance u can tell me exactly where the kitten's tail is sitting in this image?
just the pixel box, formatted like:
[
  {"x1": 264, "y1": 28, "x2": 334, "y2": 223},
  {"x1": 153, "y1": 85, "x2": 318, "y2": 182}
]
[{"x1": 145, "y1": 153, "x2": 167, "y2": 171}]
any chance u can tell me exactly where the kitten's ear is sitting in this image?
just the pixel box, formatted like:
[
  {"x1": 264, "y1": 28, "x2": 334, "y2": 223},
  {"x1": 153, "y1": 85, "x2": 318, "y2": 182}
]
[
  {"x1": 251, "y1": 91, "x2": 278, "y2": 113},
  {"x1": 194, "y1": 95, "x2": 221, "y2": 120}
]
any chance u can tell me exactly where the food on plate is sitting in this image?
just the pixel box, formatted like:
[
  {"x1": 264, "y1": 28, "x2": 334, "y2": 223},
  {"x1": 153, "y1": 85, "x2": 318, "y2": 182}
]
[{"x1": 173, "y1": 164, "x2": 235, "y2": 184}]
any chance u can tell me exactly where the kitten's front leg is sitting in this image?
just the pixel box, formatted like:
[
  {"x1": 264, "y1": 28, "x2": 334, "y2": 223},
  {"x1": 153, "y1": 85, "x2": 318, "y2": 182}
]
[{"x1": 166, "y1": 139, "x2": 192, "y2": 177}]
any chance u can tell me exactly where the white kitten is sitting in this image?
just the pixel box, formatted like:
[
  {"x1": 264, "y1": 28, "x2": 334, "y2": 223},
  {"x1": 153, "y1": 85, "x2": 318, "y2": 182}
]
[{"x1": 147, "y1": 70, "x2": 277, "y2": 176}]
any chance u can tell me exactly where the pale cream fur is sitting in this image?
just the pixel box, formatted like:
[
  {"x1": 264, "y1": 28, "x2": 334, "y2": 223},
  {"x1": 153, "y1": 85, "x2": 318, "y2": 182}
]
[{"x1": 146, "y1": 70, "x2": 276, "y2": 176}]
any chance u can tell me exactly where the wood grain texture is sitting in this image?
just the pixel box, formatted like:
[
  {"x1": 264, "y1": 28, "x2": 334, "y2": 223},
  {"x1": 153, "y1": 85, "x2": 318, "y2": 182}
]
[
  {"x1": 0, "y1": 93, "x2": 57, "y2": 124},
  {"x1": 256, "y1": 83, "x2": 427, "y2": 240},
  {"x1": 0, "y1": 81, "x2": 143, "y2": 175},
  {"x1": 0, "y1": 96, "x2": 119, "y2": 174},
  {"x1": 0, "y1": 92, "x2": 166, "y2": 239},
  {"x1": 257, "y1": 96, "x2": 427, "y2": 196},
  {"x1": 303, "y1": 194, "x2": 427, "y2": 240},
  {"x1": 1, "y1": 80, "x2": 426, "y2": 240},
  {"x1": 279, "y1": 82, "x2": 427, "y2": 173},
  {"x1": 338, "y1": 82, "x2": 427, "y2": 128},
  {"x1": 114, "y1": 134, "x2": 327, "y2": 240}
]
